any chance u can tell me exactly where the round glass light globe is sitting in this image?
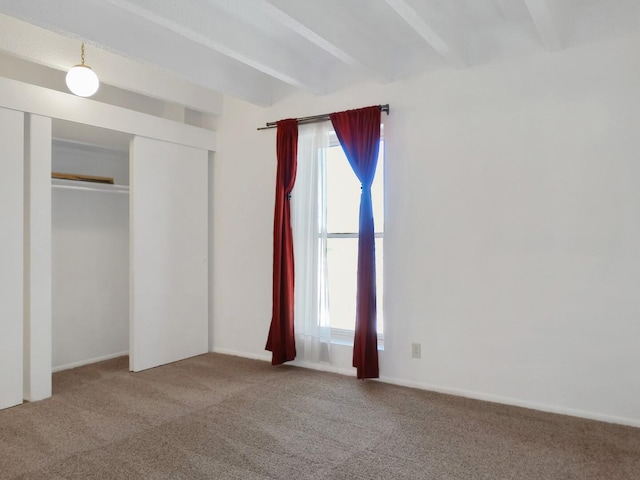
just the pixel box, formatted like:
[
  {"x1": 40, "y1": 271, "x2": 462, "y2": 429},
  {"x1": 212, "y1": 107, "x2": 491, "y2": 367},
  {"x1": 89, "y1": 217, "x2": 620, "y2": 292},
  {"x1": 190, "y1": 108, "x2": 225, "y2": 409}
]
[{"x1": 65, "y1": 65, "x2": 99, "y2": 97}]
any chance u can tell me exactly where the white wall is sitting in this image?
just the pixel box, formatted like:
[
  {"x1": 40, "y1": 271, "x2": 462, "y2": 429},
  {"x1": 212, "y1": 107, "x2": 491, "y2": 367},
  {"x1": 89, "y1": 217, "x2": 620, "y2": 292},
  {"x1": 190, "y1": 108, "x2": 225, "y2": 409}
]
[
  {"x1": 0, "y1": 76, "x2": 216, "y2": 152},
  {"x1": 211, "y1": 33, "x2": 640, "y2": 426},
  {"x1": 52, "y1": 139, "x2": 130, "y2": 185},
  {"x1": 0, "y1": 107, "x2": 24, "y2": 409},
  {"x1": 51, "y1": 142, "x2": 129, "y2": 370}
]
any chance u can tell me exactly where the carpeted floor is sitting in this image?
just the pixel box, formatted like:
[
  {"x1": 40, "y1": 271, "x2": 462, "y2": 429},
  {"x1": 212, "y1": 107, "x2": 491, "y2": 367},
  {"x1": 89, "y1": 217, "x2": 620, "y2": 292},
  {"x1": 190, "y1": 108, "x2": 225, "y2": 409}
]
[{"x1": 1, "y1": 353, "x2": 639, "y2": 479}]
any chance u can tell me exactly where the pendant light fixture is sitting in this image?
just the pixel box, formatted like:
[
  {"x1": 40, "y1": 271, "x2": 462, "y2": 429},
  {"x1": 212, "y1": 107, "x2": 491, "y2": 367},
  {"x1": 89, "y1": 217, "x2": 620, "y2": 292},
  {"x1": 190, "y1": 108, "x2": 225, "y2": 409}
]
[{"x1": 66, "y1": 42, "x2": 99, "y2": 97}]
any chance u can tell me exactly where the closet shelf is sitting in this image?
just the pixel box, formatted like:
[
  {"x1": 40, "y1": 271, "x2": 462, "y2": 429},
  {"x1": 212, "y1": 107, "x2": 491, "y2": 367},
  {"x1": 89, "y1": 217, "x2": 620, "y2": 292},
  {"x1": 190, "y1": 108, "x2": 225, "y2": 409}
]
[{"x1": 52, "y1": 178, "x2": 129, "y2": 194}]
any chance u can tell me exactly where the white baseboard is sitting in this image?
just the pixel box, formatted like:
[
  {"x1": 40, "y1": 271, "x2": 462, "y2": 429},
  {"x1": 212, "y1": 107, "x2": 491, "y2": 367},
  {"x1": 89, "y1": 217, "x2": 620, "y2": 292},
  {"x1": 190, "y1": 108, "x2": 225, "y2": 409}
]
[
  {"x1": 288, "y1": 359, "x2": 356, "y2": 377},
  {"x1": 52, "y1": 351, "x2": 129, "y2": 373},
  {"x1": 211, "y1": 347, "x2": 272, "y2": 363},
  {"x1": 210, "y1": 347, "x2": 356, "y2": 376},
  {"x1": 209, "y1": 347, "x2": 640, "y2": 429},
  {"x1": 377, "y1": 375, "x2": 640, "y2": 429},
  {"x1": 210, "y1": 348, "x2": 354, "y2": 376}
]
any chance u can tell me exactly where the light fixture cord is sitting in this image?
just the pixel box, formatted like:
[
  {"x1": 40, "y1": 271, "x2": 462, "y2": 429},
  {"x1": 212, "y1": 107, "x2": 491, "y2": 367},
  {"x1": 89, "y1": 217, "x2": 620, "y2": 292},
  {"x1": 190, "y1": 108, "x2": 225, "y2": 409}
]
[{"x1": 81, "y1": 42, "x2": 85, "y2": 65}]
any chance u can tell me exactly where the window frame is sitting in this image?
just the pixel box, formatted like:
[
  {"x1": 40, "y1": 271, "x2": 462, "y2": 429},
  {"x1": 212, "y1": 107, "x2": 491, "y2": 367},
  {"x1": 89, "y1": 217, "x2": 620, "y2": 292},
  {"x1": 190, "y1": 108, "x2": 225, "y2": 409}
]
[{"x1": 319, "y1": 136, "x2": 385, "y2": 347}]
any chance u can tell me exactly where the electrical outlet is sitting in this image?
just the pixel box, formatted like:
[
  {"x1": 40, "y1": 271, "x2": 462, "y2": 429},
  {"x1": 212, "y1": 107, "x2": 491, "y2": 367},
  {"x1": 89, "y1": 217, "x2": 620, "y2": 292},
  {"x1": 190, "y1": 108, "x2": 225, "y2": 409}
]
[{"x1": 411, "y1": 343, "x2": 421, "y2": 359}]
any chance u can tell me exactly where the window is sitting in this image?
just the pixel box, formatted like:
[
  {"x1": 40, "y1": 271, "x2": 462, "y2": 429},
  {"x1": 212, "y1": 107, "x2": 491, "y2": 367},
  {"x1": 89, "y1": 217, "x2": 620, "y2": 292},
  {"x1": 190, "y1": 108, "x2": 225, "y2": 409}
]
[
  {"x1": 292, "y1": 123, "x2": 384, "y2": 360},
  {"x1": 322, "y1": 134, "x2": 384, "y2": 340}
]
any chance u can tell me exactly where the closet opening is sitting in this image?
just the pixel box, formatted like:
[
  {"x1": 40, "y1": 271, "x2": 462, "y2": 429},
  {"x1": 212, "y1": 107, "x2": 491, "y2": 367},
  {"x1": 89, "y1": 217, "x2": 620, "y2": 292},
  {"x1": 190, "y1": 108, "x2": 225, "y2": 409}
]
[{"x1": 51, "y1": 120, "x2": 132, "y2": 373}]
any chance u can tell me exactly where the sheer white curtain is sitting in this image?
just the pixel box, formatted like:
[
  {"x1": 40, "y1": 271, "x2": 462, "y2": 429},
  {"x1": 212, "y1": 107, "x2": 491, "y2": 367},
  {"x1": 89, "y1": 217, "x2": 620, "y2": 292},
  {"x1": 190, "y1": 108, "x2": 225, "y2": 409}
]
[{"x1": 291, "y1": 122, "x2": 331, "y2": 363}]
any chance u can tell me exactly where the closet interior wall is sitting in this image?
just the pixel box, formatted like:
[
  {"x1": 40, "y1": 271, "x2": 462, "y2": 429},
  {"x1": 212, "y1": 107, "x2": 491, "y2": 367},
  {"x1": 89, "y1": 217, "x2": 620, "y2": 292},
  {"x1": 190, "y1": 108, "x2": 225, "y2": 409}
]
[{"x1": 51, "y1": 139, "x2": 130, "y2": 371}]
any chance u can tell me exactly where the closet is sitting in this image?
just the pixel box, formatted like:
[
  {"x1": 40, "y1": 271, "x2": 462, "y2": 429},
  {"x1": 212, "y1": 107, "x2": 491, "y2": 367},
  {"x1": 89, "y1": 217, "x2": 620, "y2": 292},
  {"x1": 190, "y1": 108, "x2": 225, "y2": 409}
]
[
  {"x1": 0, "y1": 76, "x2": 213, "y2": 411},
  {"x1": 49, "y1": 124, "x2": 210, "y2": 373},
  {"x1": 51, "y1": 129, "x2": 130, "y2": 372}
]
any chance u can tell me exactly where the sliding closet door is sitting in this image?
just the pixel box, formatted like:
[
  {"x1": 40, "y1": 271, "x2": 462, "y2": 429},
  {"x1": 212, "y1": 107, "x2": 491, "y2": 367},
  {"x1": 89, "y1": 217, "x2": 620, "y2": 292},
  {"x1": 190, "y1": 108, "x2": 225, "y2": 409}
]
[
  {"x1": 130, "y1": 136, "x2": 208, "y2": 372},
  {"x1": 0, "y1": 108, "x2": 24, "y2": 409}
]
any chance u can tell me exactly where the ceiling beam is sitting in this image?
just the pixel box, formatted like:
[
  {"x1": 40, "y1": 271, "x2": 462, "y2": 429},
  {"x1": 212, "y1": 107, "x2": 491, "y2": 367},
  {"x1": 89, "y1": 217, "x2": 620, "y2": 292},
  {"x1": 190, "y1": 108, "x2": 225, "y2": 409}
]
[
  {"x1": 105, "y1": 0, "x2": 327, "y2": 94},
  {"x1": 629, "y1": 0, "x2": 640, "y2": 29},
  {"x1": 249, "y1": 0, "x2": 360, "y2": 68},
  {"x1": 0, "y1": 1, "x2": 276, "y2": 106},
  {"x1": 492, "y1": 0, "x2": 525, "y2": 20},
  {"x1": 384, "y1": 0, "x2": 466, "y2": 68},
  {"x1": 523, "y1": 0, "x2": 562, "y2": 50},
  {"x1": 0, "y1": 13, "x2": 223, "y2": 115},
  {"x1": 264, "y1": 0, "x2": 395, "y2": 82}
]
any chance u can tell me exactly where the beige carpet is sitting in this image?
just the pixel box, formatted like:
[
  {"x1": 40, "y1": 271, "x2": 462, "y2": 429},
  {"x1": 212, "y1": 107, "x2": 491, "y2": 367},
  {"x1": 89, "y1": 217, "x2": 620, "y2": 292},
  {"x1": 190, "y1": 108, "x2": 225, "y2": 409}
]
[{"x1": 1, "y1": 353, "x2": 639, "y2": 479}]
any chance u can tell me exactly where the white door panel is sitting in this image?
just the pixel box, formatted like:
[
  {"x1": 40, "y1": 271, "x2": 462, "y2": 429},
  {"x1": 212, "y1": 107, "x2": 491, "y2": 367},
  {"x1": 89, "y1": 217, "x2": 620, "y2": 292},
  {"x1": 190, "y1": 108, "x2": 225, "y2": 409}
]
[
  {"x1": 130, "y1": 136, "x2": 208, "y2": 372},
  {"x1": 0, "y1": 107, "x2": 24, "y2": 409}
]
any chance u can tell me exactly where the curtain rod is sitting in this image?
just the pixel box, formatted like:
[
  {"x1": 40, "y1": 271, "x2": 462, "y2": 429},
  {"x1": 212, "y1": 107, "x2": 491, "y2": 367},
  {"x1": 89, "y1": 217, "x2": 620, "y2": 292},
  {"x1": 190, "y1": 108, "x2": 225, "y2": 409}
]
[{"x1": 257, "y1": 104, "x2": 390, "y2": 131}]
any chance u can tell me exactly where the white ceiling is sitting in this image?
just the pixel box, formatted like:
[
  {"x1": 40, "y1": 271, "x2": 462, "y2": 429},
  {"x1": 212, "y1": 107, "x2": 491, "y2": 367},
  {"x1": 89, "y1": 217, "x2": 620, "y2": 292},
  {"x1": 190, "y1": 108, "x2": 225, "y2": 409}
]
[{"x1": 0, "y1": 0, "x2": 638, "y2": 108}]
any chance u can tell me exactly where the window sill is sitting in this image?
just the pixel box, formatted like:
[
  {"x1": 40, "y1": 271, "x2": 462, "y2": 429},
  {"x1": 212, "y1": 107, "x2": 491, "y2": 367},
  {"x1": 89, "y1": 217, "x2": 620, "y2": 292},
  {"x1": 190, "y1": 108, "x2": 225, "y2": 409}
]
[{"x1": 330, "y1": 328, "x2": 384, "y2": 351}]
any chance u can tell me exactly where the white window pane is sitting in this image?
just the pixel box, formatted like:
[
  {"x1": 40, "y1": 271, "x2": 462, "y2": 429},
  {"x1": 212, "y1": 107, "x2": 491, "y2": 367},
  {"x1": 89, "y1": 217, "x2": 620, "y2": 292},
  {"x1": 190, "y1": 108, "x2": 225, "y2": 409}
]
[
  {"x1": 372, "y1": 140, "x2": 384, "y2": 233},
  {"x1": 326, "y1": 143, "x2": 384, "y2": 234},
  {"x1": 326, "y1": 238, "x2": 384, "y2": 334},
  {"x1": 326, "y1": 146, "x2": 360, "y2": 233}
]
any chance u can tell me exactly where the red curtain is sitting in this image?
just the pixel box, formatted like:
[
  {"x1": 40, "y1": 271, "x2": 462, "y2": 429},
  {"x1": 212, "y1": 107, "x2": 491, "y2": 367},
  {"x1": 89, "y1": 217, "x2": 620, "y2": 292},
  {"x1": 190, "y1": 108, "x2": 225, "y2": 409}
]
[
  {"x1": 330, "y1": 106, "x2": 381, "y2": 379},
  {"x1": 265, "y1": 119, "x2": 298, "y2": 365}
]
